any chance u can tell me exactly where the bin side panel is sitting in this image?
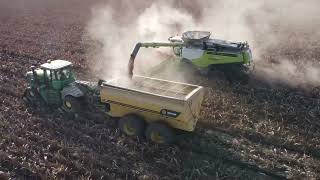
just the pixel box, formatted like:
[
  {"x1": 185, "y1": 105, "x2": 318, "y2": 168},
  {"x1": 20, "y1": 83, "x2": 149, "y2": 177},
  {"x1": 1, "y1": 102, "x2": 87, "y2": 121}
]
[
  {"x1": 100, "y1": 86, "x2": 195, "y2": 131},
  {"x1": 182, "y1": 87, "x2": 205, "y2": 131}
]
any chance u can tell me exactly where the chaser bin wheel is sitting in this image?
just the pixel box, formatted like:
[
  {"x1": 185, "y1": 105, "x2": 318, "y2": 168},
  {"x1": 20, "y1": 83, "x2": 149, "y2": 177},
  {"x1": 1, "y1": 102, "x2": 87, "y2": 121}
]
[
  {"x1": 145, "y1": 123, "x2": 175, "y2": 144},
  {"x1": 118, "y1": 114, "x2": 145, "y2": 137}
]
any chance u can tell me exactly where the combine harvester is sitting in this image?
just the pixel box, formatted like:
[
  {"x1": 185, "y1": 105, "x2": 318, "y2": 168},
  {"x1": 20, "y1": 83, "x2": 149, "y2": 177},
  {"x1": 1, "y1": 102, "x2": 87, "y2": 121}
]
[
  {"x1": 23, "y1": 60, "x2": 204, "y2": 144},
  {"x1": 128, "y1": 31, "x2": 253, "y2": 82}
]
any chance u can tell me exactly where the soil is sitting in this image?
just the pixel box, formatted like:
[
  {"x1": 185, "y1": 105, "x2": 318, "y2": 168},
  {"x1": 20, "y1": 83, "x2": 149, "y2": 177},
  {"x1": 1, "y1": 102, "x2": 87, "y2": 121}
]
[{"x1": 1, "y1": 0, "x2": 320, "y2": 179}]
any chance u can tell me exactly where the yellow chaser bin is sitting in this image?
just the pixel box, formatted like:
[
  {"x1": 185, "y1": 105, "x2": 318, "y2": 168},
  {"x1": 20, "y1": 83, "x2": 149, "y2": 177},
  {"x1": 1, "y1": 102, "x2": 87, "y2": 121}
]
[{"x1": 100, "y1": 75, "x2": 204, "y2": 143}]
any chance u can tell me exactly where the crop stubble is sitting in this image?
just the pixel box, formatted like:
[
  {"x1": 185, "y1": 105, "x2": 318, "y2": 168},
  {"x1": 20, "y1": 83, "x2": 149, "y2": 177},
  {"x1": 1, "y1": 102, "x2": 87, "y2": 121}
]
[{"x1": 1, "y1": 0, "x2": 320, "y2": 179}]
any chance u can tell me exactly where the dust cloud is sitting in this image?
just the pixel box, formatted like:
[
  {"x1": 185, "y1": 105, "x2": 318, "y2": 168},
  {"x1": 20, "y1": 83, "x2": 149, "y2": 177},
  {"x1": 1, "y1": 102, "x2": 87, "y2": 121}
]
[
  {"x1": 85, "y1": 0, "x2": 195, "y2": 82},
  {"x1": 86, "y1": 0, "x2": 320, "y2": 88}
]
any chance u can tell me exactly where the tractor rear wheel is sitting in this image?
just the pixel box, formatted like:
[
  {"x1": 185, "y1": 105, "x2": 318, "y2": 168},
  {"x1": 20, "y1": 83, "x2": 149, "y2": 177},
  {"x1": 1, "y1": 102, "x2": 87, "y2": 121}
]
[
  {"x1": 62, "y1": 96, "x2": 82, "y2": 114},
  {"x1": 145, "y1": 123, "x2": 175, "y2": 144},
  {"x1": 118, "y1": 114, "x2": 145, "y2": 137}
]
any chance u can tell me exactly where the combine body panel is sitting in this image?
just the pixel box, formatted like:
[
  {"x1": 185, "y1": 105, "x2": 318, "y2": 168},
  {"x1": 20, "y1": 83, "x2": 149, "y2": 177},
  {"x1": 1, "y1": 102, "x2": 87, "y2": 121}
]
[
  {"x1": 183, "y1": 47, "x2": 246, "y2": 68},
  {"x1": 128, "y1": 31, "x2": 253, "y2": 81},
  {"x1": 181, "y1": 37, "x2": 252, "y2": 67},
  {"x1": 100, "y1": 75, "x2": 204, "y2": 132}
]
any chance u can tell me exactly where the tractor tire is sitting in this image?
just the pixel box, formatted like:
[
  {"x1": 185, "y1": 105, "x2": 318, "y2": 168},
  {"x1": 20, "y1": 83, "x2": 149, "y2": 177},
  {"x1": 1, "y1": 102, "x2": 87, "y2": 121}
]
[
  {"x1": 62, "y1": 96, "x2": 82, "y2": 114},
  {"x1": 145, "y1": 123, "x2": 175, "y2": 144},
  {"x1": 311, "y1": 86, "x2": 320, "y2": 98},
  {"x1": 23, "y1": 89, "x2": 36, "y2": 106},
  {"x1": 118, "y1": 114, "x2": 145, "y2": 137},
  {"x1": 23, "y1": 88, "x2": 43, "y2": 108},
  {"x1": 23, "y1": 89, "x2": 49, "y2": 113}
]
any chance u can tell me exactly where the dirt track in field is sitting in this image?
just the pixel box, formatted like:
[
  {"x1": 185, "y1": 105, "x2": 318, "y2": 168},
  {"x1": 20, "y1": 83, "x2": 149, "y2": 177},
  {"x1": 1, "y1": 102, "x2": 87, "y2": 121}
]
[{"x1": 1, "y1": 0, "x2": 320, "y2": 179}]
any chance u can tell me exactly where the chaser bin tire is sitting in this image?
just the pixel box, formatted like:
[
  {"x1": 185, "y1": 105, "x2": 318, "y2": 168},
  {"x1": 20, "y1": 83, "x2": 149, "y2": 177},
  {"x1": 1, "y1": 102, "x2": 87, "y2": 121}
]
[
  {"x1": 145, "y1": 123, "x2": 175, "y2": 144},
  {"x1": 118, "y1": 114, "x2": 145, "y2": 137}
]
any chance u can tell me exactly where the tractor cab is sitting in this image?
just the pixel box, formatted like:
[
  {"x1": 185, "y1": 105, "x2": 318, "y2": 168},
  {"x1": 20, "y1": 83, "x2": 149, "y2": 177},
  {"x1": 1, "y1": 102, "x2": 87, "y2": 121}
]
[
  {"x1": 37, "y1": 60, "x2": 75, "y2": 90},
  {"x1": 26, "y1": 60, "x2": 75, "y2": 90}
]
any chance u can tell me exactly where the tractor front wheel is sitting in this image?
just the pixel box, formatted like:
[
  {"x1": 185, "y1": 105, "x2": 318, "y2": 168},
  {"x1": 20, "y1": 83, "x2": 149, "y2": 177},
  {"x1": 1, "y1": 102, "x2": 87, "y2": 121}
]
[
  {"x1": 62, "y1": 96, "x2": 82, "y2": 114},
  {"x1": 145, "y1": 123, "x2": 175, "y2": 144},
  {"x1": 23, "y1": 88, "x2": 37, "y2": 107}
]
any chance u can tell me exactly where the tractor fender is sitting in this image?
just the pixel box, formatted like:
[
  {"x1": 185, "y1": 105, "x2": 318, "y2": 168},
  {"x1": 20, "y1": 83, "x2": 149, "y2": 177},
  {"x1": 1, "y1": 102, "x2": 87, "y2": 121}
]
[{"x1": 61, "y1": 83, "x2": 84, "y2": 99}]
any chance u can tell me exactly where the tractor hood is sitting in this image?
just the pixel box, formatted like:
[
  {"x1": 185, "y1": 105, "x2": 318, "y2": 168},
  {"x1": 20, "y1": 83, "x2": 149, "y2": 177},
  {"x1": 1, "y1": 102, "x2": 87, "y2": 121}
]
[{"x1": 26, "y1": 69, "x2": 45, "y2": 83}]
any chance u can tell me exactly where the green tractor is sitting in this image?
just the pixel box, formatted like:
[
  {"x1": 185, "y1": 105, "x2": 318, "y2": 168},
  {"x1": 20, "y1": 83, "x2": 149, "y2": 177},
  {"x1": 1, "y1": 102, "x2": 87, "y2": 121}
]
[
  {"x1": 128, "y1": 31, "x2": 253, "y2": 82},
  {"x1": 23, "y1": 60, "x2": 100, "y2": 114}
]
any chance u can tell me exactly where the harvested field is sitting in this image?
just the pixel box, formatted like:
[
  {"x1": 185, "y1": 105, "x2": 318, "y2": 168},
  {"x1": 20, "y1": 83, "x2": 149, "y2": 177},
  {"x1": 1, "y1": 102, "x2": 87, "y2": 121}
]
[{"x1": 1, "y1": 0, "x2": 320, "y2": 179}]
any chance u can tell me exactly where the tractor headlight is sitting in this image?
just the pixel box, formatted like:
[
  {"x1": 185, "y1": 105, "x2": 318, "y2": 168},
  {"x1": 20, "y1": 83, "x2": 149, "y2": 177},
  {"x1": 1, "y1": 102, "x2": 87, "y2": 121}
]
[{"x1": 26, "y1": 71, "x2": 33, "y2": 82}]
